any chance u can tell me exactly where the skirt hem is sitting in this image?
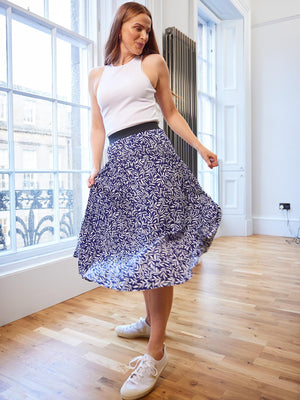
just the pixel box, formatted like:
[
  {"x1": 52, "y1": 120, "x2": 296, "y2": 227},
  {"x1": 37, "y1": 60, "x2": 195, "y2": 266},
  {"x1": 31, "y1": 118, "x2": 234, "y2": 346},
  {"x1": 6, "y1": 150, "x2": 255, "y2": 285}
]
[
  {"x1": 73, "y1": 127, "x2": 221, "y2": 292},
  {"x1": 80, "y1": 264, "x2": 196, "y2": 292}
]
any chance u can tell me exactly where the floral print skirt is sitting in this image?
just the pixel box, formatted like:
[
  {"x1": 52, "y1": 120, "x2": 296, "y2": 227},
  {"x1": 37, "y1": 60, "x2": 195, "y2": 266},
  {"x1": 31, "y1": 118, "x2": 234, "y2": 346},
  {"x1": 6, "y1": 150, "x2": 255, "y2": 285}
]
[{"x1": 73, "y1": 126, "x2": 222, "y2": 291}]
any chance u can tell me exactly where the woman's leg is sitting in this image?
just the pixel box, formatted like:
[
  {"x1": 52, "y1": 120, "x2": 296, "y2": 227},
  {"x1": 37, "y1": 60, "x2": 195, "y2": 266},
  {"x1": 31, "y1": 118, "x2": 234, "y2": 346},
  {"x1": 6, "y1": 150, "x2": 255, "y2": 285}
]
[
  {"x1": 120, "y1": 286, "x2": 173, "y2": 398},
  {"x1": 143, "y1": 286, "x2": 173, "y2": 360},
  {"x1": 143, "y1": 290, "x2": 151, "y2": 327}
]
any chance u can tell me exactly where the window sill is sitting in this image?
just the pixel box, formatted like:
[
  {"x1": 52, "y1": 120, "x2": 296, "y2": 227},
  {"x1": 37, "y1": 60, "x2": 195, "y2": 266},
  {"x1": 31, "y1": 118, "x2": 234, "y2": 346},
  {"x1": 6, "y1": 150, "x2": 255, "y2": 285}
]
[{"x1": 0, "y1": 237, "x2": 77, "y2": 277}]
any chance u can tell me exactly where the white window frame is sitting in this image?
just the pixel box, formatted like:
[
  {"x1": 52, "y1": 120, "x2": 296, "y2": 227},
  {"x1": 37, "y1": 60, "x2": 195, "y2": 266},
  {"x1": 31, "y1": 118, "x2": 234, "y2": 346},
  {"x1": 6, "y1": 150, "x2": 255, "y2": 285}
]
[
  {"x1": 197, "y1": 0, "x2": 252, "y2": 236},
  {"x1": 197, "y1": 5, "x2": 219, "y2": 203},
  {"x1": 0, "y1": 0, "x2": 97, "y2": 273}
]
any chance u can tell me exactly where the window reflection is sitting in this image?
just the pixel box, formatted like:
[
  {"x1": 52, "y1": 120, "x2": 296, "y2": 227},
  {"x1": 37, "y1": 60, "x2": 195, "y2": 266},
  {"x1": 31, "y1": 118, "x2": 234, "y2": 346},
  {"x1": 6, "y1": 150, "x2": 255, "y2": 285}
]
[
  {"x1": 12, "y1": 19, "x2": 52, "y2": 96},
  {"x1": 0, "y1": 13, "x2": 6, "y2": 85},
  {"x1": 0, "y1": 1, "x2": 91, "y2": 258}
]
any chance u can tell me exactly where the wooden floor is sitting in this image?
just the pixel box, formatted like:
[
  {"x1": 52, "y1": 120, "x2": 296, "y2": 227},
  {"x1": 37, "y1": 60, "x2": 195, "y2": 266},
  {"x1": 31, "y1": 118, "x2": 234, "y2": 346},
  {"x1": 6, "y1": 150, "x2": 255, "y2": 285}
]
[{"x1": 0, "y1": 235, "x2": 299, "y2": 400}]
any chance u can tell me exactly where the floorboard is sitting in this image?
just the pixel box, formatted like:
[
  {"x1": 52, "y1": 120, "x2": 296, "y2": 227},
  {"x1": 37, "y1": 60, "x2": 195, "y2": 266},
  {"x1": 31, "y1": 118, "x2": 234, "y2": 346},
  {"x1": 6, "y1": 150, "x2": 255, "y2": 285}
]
[{"x1": 0, "y1": 235, "x2": 299, "y2": 399}]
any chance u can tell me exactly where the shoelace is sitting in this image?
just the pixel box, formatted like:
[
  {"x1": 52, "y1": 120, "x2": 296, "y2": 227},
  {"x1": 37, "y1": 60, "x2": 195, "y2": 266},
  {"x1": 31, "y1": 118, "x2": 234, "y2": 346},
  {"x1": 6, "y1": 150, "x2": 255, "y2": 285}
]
[
  {"x1": 124, "y1": 318, "x2": 144, "y2": 332},
  {"x1": 127, "y1": 355, "x2": 158, "y2": 385}
]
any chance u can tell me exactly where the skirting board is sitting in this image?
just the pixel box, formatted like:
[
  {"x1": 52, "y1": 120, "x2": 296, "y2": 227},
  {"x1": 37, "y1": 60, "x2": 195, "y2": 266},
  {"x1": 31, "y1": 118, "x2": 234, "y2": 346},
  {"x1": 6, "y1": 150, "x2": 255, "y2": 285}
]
[
  {"x1": 253, "y1": 216, "x2": 300, "y2": 237},
  {"x1": 0, "y1": 257, "x2": 98, "y2": 327}
]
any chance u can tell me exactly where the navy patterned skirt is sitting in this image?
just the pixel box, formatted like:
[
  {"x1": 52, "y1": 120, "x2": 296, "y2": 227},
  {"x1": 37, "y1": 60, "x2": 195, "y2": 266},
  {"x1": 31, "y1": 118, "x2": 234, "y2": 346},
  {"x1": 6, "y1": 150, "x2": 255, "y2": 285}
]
[{"x1": 73, "y1": 124, "x2": 222, "y2": 291}]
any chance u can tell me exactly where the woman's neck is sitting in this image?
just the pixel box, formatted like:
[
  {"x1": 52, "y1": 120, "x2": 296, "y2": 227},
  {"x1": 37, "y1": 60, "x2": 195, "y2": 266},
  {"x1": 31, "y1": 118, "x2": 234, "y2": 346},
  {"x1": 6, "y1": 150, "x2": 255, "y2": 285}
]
[{"x1": 114, "y1": 51, "x2": 137, "y2": 66}]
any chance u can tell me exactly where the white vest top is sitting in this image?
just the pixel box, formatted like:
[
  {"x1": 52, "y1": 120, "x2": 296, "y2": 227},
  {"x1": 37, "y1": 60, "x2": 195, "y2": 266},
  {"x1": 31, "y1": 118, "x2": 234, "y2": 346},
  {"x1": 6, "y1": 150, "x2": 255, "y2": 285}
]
[{"x1": 97, "y1": 56, "x2": 159, "y2": 137}]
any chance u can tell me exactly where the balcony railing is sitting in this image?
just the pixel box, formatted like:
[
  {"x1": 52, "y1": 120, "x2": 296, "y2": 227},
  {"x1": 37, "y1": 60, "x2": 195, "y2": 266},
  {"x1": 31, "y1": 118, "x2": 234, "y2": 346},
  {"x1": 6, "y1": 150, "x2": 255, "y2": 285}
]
[{"x1": 0, "y1": 189, "x2": 74, "y2": 251}]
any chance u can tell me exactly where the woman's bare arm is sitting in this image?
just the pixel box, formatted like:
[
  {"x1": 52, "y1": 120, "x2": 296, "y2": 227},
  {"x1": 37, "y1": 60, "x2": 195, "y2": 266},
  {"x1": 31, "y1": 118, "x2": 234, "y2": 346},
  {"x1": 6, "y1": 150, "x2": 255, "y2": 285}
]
[
  {"x1": 87, "y1": 67, "x2": 106, "y2": 187},
  {"x1": 152, "y1": 54, "x2": 218, "y2": 169}
]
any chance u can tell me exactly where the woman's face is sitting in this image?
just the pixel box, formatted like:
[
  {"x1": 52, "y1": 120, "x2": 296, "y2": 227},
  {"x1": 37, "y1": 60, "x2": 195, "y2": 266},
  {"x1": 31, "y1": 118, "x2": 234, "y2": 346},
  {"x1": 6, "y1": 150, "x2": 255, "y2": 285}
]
[{"x1": 120, "y1": 13, "x2": 152, "y2": 56}]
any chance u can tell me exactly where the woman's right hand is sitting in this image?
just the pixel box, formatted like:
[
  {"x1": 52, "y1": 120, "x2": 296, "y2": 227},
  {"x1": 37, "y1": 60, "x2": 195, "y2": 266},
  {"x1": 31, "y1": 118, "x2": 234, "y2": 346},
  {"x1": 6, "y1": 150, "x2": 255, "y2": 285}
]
[{"x1": 87, "y1": 167, "x2": 100, "y2": 188}]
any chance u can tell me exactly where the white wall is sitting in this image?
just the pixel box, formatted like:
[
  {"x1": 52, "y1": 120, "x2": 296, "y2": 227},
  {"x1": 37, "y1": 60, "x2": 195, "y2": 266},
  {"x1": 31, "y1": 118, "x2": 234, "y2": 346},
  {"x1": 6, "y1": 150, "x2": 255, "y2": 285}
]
[
  {"x1": 251, "y1": 0, "x2": 300, "y2": 236},
  {"x1": 0, "y1": 256, "x2": 98, "y2": 326},
  {"x1": 161, "y1": 0, "x2": 195, "y2": 39},
  {"x1": 251, "y1": 0, "x2": 300, "y2": 25}
]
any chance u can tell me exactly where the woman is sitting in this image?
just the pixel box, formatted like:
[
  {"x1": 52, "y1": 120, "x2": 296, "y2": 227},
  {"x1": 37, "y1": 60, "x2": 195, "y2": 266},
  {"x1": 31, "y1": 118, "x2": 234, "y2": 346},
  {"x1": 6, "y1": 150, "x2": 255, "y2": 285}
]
[{"x1": 74, "y1": 2, "x2": 222, "y2": 399}]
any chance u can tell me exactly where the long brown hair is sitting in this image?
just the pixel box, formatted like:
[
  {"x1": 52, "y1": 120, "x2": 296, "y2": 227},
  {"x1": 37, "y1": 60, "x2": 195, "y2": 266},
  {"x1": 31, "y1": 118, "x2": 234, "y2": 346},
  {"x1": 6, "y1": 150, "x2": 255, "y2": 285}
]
[{"x1": 104, "y1": 2, "x2": 160, "y2": 65}]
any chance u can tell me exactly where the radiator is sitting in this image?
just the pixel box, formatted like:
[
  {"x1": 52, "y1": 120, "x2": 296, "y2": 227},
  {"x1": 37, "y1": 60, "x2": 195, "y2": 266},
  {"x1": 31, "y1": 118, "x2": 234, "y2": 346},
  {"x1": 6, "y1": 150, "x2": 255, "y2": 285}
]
[{"x1": 163, "y1": 27, "x2": 198, "y2": 176}]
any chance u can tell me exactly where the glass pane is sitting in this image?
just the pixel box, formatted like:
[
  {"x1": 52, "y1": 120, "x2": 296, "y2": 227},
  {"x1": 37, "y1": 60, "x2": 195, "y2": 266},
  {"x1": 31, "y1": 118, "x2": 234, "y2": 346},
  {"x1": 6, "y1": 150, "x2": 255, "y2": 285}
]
[
  {"x1": 59, "y1": 172, "x2": 89, "y2": 238},
  {"x1": 198, "y1": 96, "x2": 213, "y2": 134},
  {"x1": 202, "y1": 24, "x2": 208, "y2": 58},
  {"x1": 10, "y1": 0, "x2": 44, "y2": 16},
  {"x1": 57, "y1": 38, "x2": 88, "y2": 104},
  {"x1": 198, "y1": 134, "x2": 213, "y2": 171},
  {"x1": 12, "y1": 19, "x2": 52, "y2": 95},
  {"x1": 201, "y1": 133, "x2": 213, "y2": 150},
  {"x1": 0, "y1": 12, "x2": 7, "y2": 86},
  {"x1": 198, "y1": 59, "x2": 208, "y2": 94},
  {"x1": 15, "y1": 172, "x2": 54, "y2": 249},
  {"x1": 197, "y1": 23, "x2": 203, "y2": 58},
  {"x1": 0, "y1": 92, "x2": 9, "y2": 170},
  {"x1": 198, "y1": 172, "x2": 214, "y2": 199},
  {"x1": 49, "y1": 0, "x2": 85, "y2": 36},
  {"x1": 57, "y1": 105, "x2": 89, "y2": 170},
  {"x1": 0, "y1": 173, "x2": 10, "y2": 251},
  {"x1": 13, "y1": 94, "x2": 53, "y2": 170}
]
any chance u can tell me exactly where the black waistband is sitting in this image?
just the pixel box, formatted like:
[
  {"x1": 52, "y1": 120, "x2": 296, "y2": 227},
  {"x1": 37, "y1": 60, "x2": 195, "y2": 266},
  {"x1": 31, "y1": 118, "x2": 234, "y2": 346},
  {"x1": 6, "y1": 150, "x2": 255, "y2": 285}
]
[{"x1": 108, "y1": 121, "x2": 159, "y2": 145}]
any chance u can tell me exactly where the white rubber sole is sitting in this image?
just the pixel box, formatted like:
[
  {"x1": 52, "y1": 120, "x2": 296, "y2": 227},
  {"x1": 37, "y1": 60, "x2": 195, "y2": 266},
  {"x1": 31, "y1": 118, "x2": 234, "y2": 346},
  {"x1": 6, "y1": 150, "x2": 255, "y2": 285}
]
[
  {"x1": 115, "y1": 330, "x2": 150, "y2": 339},
  {"x1": 120, "y1": 361, "x2": 168, "y2": 400},
  {"x1": 115, "y1": 319, "x2": 151, "y2": 339}
]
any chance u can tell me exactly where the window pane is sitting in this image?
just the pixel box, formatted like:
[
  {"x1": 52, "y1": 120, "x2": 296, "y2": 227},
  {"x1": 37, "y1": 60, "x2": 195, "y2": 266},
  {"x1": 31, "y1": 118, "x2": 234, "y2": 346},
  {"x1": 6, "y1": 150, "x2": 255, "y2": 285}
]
[
  {"x1": 198, "y1": 23, "x2": 203, "y2": 58},
  {"x1": 198, "y1": 59, "x2": 208, "y2": 94},
  {"x1": 12, "y1": 19, "x2": 52, "y2": 96},
  {"x1": 58, "y1": 104, "x2": 72, "y2": 170},
  {"x1": 0, "y1": 92, "x2": 9, "y2": 170},
  {"x1": 15, "y1": 172, "x2": 54, "y2": 249},
  {"x1": 0, "y1": 12, "x2": 7, "y2": 86},
  {"x1": 198, "y1": 96, "x2": 213, "y2": 134},
  {"x1": 59, "y1": 172, "x2": 89, "y2": 239},
  {"x1": 198, "y1": 172, "x2": 214, "y2": 198},
  {"x1": 197, "y1": 15, "x2": 217, "y2": 203},
  {"x1": 198, "y1": 134, "x2": 213, "y2": 171},
  {"x1": 10, "y1": 0, "x2": 44, "y2": 16},
  {"x1": 202, "y1": 24, "x2": 207, "y2": 58},
  {"x1": 57, "y1": 38, "x2": 88, "y2": 104},
  {"x1": 0, "y1": 173, "x2": 10, "y2": 252},
  {"x1": 13, "y1": 94, "x2": 53, "y2": 170},
  {"x1": 50, "y1": 0, "x2": 70, "y2": 30},
  {"x1": 49, "y1": 0, "x2": 85, "y2": 36},
  {"x1": 57, "y1": 105, "x2": 89, "y2": 170},
  {"x1": 1, "y1": 1, "x2": 92, "y2": 263}
]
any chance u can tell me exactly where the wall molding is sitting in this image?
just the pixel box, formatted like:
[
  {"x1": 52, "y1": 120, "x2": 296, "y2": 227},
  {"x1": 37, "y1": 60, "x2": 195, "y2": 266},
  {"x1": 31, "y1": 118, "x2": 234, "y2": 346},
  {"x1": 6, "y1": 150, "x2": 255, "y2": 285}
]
[
  {"x1": 253, "y1": 216, "x2": 300, "y2": 237},
  {"x1": 219, "y1": 215, "x2": 300, "y2": 238},
  {"x1": 252, "y1": 14, "x2": 300, "y2": 29}
]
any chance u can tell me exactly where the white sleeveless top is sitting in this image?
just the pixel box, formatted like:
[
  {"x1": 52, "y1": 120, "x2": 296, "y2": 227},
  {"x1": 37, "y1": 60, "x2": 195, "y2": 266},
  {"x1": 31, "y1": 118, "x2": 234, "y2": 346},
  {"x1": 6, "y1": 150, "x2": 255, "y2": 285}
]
[{"x1": 97, "y1": 56, "x2": 159, "y2": 137}]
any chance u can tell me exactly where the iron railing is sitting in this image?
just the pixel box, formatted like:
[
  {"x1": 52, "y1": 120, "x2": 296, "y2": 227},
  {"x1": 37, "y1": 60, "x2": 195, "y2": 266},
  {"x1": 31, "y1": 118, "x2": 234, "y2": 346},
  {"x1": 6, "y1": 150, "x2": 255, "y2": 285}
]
[{"x1": 0, "y1": 189, "x2": 74, "y2": 250}]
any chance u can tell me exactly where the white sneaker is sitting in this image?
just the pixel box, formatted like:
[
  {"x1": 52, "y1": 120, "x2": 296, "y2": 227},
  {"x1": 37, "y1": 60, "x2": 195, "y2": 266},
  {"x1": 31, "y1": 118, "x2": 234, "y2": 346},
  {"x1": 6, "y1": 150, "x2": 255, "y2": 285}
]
[
  {"x1": 115, "y1": 318, "x2": 151, "y2": 339},
  {"x1": 120, "y1": 345, "x2": 168, "y2": 400}
]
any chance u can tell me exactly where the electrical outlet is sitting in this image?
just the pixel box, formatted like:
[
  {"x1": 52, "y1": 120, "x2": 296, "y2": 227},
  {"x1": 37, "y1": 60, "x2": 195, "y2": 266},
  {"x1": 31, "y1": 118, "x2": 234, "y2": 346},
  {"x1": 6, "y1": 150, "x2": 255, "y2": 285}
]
[{"x1": 279, "y1": 203, "x2": 290, "y2": 210}]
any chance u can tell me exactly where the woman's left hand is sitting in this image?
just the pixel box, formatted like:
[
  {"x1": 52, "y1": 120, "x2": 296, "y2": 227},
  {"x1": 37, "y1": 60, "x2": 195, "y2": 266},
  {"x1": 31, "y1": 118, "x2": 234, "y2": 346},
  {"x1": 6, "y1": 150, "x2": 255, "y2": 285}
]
[{"x1": 198, "y1": 146, "x2": 219, "y2": 169}]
